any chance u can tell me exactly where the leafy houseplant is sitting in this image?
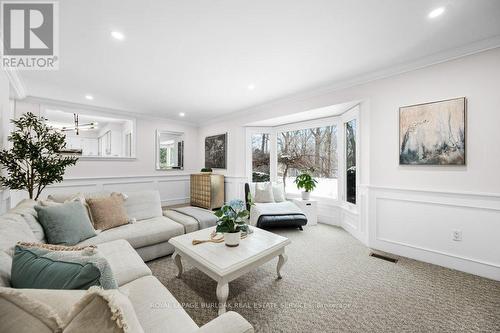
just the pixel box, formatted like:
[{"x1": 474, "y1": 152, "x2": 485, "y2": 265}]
[
  {"x1": 215, "y1": 199, "x2": 250, "y2": 247},
  {"x1": 201, "y1": 167, "x2": 213, "y2": 173},
  {"x1": 294, "y1": 171, "x2": 318, "y2": 200},
  {"x1": 0, "y1": 112, "x2": 78, "y2": 200}
]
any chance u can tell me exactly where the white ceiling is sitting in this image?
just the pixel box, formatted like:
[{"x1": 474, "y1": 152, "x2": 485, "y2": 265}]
[
  {"x1": 245, "y1": 101, "x2": 359, "y2": 127},
  {"x1": 19, "y1": 0, "x2": 500, "y2": 123}
]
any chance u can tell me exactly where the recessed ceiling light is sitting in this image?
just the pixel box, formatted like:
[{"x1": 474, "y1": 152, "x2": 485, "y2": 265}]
[
  {"x1": 428, "y1": 7, "x2": 445, "y2": 19},
  {"x1": 247, "y1": 84, "x2": 255, "y2": 91},
  {"x1": 179, "y1": 112, "x2": 185, "y2": 117},
  {"x1": 111, "y1": 31, "x2": 125, "y2": 40},
  {"x1": 85, "y1": 94, "x2": 94, "y2": 100}
]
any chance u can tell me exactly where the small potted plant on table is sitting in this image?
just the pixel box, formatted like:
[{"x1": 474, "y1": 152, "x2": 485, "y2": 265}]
[
  {"x1": 294, "y1": 171, "x2": 318, "y2": 200},
  {"x1": 215, "y1": 199, "x2": 250, "y2": 247}
]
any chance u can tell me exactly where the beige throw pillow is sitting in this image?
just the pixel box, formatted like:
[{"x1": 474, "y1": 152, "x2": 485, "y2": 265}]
[
  {"x1": 87, "y1": 194, "x2": 129, "y2": 231},
  {"x1": 64, "y1": 287, "x2": 144, "y2": 333},
  {"x1": 0, "y1": 287, "x2": 62, "y2": 333},
  {"x1": 254, "y1": 182, "x2": 275, "y2": 203},
  {"x1": 0, "y1": 287, "x2": 144, "y2": 333}
]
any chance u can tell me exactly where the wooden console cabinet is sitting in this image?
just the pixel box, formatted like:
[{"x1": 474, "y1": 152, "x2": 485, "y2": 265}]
[{"x1": 190, "y1": 174, "x2": 225, "y2": 210}]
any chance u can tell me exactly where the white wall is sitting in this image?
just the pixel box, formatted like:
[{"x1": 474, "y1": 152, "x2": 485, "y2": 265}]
[
  {"x1": 198, "y1": 47, "x2": 500, "y2": 280},
  {"x1": 0, "y1": 70, "x2": 11, "y2": 213},
  {"x1": 65, "y1": 116, "x2": 198, "y2": 178},
  {"x1": 8, "y1": 100, "x2": 199, "y2": 207}
]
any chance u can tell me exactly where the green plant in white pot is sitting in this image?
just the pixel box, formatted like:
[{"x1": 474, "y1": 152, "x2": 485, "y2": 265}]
[
  {"x1": 294, "y1": 171, "x2": 318, "y2": 200},
  {"x1": 215, "y1": 199, "x2": 249, "y2": 247}
]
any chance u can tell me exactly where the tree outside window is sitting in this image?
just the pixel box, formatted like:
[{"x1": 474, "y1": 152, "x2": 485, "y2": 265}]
[
  {"x1": 277, "y1": 126, "x2": 338, "y2": 198},
  {"x1": 251, "y1": 134, "x2": 270, "y2": 182}
]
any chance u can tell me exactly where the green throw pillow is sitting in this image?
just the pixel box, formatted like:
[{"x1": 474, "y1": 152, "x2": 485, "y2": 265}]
[
  {"x1": 35, "y1": 201, "x2": 96, "y2": 245},
  {"x1": 11, "y1": 245, "x2": 117, "y2": 290}
]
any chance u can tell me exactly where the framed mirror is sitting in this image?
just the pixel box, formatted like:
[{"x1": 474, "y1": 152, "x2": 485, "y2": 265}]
[{"x1": 156, "y1": 130, "x2": 184, "y2": 170}]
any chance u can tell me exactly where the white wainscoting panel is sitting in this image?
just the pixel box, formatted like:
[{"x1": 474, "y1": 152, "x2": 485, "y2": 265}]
[
  {"x1": 317, "y1": 202, "x2": 341, "y2": 226},
  {"x1": 368, "y1": 186, "x2": 500, "y2": 281},
  {"x1": 8, "y1": 174, "x2": 191, "y2": 208}
]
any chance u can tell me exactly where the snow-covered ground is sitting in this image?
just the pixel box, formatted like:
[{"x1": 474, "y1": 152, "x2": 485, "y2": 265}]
[{"x1": 282, "y1": 177, "x2": 338, "y2": 199}]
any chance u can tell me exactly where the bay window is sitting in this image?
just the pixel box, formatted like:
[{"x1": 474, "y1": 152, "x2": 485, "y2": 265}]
[{"x1": 246, "y1": 104, "x2": 359, "y2": 204}]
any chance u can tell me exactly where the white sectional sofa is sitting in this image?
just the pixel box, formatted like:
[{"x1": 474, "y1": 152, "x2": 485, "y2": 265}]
[
  {"x1": 48, "y1": 190, "x2": 185, "y2": 261},
  {"x1": 0, "y1": 190, "x2": 254, "y2": 333}
]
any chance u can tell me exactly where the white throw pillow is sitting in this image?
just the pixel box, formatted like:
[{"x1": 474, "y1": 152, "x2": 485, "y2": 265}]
[
  {"x1": 0, "y1": 287, "x2": 144, "y2": 333},
  {"x1": 123, "y1": 191, "x2": 162, "y2": 221},
  {"x1": 64, "y1": 287, "x2": 144, "y2": 333},
  {"x1": 254, "y1": 182, "x2": 275, "y2": 203},
  {"x1": 272, "y1": 183, "x2": 286, "y2": 202}
]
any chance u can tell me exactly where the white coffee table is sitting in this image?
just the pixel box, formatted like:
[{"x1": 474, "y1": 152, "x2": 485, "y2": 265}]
[{"x1": 168, "y1": 226, "x2": 291, "y2": 315}]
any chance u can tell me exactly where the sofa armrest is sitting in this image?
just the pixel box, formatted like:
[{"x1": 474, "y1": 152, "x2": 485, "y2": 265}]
[
  {"x1": 96, "y1": 239, "x2": 152, "y2": 286},
  {"x1": 195, "y1": 312, "x2": 253, "y2": 333}
]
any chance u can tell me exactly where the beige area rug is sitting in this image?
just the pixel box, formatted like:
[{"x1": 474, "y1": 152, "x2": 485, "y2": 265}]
[{"x1": 147, "y1": 224, "x2": 500, "y2": 332}]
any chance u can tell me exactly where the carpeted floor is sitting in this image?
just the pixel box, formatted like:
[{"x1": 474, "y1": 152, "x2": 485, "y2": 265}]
[{"x1": 147, "y1": 224, "x2": 500, "y2": 333}]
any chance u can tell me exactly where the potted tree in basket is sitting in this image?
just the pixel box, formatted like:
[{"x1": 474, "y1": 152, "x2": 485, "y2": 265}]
[
  {"x1": 294, "y1": 171, "x2": 318, "y2": 200},
  {"x1": 0, "y1": 112, "x2": 78, "y2": 200},
  {"x1": 215, "y1": 199, "x2": 250, "y2": 247}
]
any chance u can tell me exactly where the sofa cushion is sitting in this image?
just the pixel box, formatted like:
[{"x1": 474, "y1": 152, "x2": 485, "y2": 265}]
[
  {"x1": 35, "y1": 201, "x2": 96, "y2": 245},
  {"x1": 15, "y1": 288, "x2": 85, "y2": 320},
  {"x1": 163, "y1": 210, "x2": 199, "y2": 233},
  {"x1": 123, "y1": 191, "x2": 163, "y2": 221},
  {"x1": 87, "y1": 194, "x2": 129, "y2": 231},
  {"x1": 120, "y1": 275, "x2": 198, "y2": 333},
  {"x1": 11, "y1": 199, "x2": 46, "y2": 242},
  {"x1": 47, "y1": 191, "x2": 112, "y2": 203},
  {"x1": 135, "y1": 242, "x2": 175, "y2": 262},
  {"x1": 64, "y1": 287, "x2": 144, "y2": 333},
  {"x1": 11, "y1": 244, "x2": 118, "y2": 290},
  {"x1": 97, "y1": 240, "x2": 152, "y2": 286},
  {"x1": 0, "y1": 287, "x2": 62, "y2": 333},
  {"x1": 78, "y1": 216, "x2": 184, "y2": 249},
  {"x1": 0, "y1": 287, "x2": 144, "y2": 333},
  {"x1": 0, "y1": 217, "x2": 37, "y2": 255},
  {"x1": 0, "y1": 251, "x2": 12, "y2": 287}
]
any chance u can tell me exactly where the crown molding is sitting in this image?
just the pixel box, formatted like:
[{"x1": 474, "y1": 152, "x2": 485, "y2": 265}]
[{"x1": 201, "y1": 35, "x2": 500, "y2": 127}]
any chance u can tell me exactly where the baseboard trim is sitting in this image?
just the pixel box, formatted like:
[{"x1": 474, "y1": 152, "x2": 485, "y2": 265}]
[{"x1": 371, "y1": 237, "x2": 500, "y2": 281}]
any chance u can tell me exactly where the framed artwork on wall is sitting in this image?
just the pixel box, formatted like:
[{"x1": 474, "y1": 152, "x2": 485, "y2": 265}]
[
  {"x1": 399, "y1": 97, "x2": 466, "y2": 165},
  {"x1": 205, "y1": 133, "x2": 227, "y2": 169}
]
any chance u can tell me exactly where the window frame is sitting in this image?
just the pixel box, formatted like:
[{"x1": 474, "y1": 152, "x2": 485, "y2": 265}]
[
  {"x1": 340, "y1": 106, "x2": 360, "y2": 207},
  {"x1": 244, "y1": 104, "x2": 360, "y2": 206},
  {"x1": 274, "y1": 117, "x2": 341, "y2": 201},
  {"x1": 245, "y1": 127, "x2": 276, "y2": 182}
]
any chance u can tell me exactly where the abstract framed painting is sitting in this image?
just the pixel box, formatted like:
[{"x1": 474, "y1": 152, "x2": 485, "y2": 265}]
[
  {"x1": 205, "y1": 133, "x2": 227, "y2": 169},
  {"x1": 399, "y1": 97, "x2": 466, "y2": 165}
]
